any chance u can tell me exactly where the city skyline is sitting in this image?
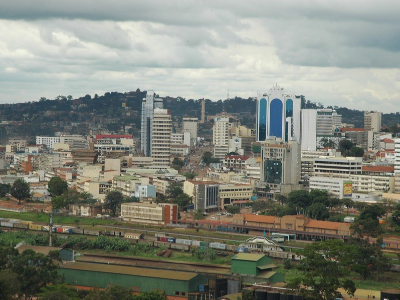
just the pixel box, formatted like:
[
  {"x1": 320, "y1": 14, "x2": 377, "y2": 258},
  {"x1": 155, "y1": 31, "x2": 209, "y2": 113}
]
[{"x1": 1, "y1": 1, "x2": 400, "y2": 113}]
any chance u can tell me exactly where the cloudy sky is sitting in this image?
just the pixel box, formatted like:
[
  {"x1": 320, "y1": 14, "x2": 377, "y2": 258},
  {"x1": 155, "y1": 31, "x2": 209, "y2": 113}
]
[{"x1": 1, "y1": 0, "x2": 399, "y2": 112}]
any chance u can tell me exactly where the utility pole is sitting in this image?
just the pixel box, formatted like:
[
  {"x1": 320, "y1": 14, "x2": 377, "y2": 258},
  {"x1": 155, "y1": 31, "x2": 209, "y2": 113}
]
[{"x1": 49, "y1": 210, "x2": 53, "y2": 247}]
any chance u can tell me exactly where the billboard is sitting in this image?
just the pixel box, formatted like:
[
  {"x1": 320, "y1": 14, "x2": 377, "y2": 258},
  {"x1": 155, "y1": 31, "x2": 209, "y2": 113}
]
[{"x1": 343, "y1": 181, "x2": 352, "y2": 197}]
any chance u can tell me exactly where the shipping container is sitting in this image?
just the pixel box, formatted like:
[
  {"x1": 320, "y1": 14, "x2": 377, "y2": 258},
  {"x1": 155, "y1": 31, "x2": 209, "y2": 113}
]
[
  {"x1": 125, "y1": 233, "x2": 143, "y2": 240},
  {"x1": 56, "y1": 227, "x2": 64, "y2": 233},
  {"x1": 166, "y1": 237, "x2": 176, "y2": 243},
  {"x1": 1, "y1": 221, "x2": 13, "y2": 228},
  {"x1": 171, "y1": 243, "x2": 189, "y2": 251},
  {"x1": 237, "y1": 247, "x2": 248, "y2": 253},
  {"x1": 154, "y1": 241, "x2": 171, "y2": 249},
  {"x1": 158, "y1": 236, "x2": 168, "y2": 242},
  {"x1": 209, "y1": 243, "x2": 226, "y2": 250},
  {"x1": 42, "y1": 226, "x2": 50, "y2": 231},
  {"x1": 62, "y1": 228, "x2": 72, "y2": 234},
  {"x1": 13, "y1": 223, "x2": 29, "y2": 229},
  {"x1": 192, "y1": 240, "x2": 201, "y2": 246},
  {"x1": 19, "y1": 220, "x2": 33, "y2": 225},
  {"x1": 71, "y1": 228, "x2": 84, "y2": 235},
  {"x1": 29, "y1": 223, "x2": 43, "y2": 231},
  {"x1": 176, "y1": 238, "x2": 192, "y2": 245},
  {"x1": 155, "y1": 233, "x2": 166, "y2": 238},
  {"x1": 84, "y1": 230, "x2": 100, "y2": 236},
  {"x1": 8, "y1": 219, "x2": 20, "y2": 223}
]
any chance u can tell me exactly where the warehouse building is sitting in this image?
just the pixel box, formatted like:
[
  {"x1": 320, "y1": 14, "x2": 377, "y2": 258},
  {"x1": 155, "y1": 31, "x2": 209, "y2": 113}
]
[{"x1": 60, "y1": 262, "x2": 208, "y2": 299}]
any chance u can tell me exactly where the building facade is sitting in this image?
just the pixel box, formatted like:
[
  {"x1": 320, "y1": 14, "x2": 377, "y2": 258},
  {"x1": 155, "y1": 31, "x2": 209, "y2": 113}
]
[
  {"x1": 152, "y1": 108, "x2": 172, "y2": 167},
  {"x1": 213, "y1": 117, "x2": 230, "y2": 158},
  {"x1": 256, "y1": 85, "x2": 301, "y2": 143},
  {"x1": 141, "y1": 91, "x2": 163, "y2": 156}
]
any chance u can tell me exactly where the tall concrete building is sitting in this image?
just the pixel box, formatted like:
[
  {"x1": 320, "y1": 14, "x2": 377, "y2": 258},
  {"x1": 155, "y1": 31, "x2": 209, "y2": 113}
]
[
  {"x1": 301, "y1": 109, "x2": 317, "y2": 151},
  {"x1": 152, "y1": 108, "x2": 172, "y2": 167},
  {"x1": 364, "y1": 111, "x2": 382, "y2": 132},
  {"x1": 316, "y1": 109, "x2": 342, "y2": 136},
  {"x1": 260, "y1": 138, "x2": 301, "y2": 193},
  {"x1": 256, "y1": 85, "x2": 301, "y2": 143},
  {"x1": 201, "y1": 98, "x2": 206, "y2": 124},
  {"x1": 394, "y1": 138, "x2": 400, "y2": 193},
  {"x1": 141, "y1": 91, "x2": 163, "y2": 156},
  {"x1": 213, "y1": 117, "x2": 231, "y2": 158},
  {"x1": 182, "y1": 117, "x2": 198, "y2": 144}
]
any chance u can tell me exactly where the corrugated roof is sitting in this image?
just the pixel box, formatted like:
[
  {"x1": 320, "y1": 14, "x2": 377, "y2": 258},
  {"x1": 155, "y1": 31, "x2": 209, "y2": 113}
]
[
  {"x1": 257, "y1": 271, "x2": 276, "y2": 279},
  {"x1": 257, "y1": 264, "x2": 276, "y2": 270},
  {"x1": 362, "y1": 166, "x2": 394, "y2": 173},
  {"x1": 232, "y1": 253, "x2": 265, "y2": 261},
  {"x1": 61, "y1": 262, "x2": 198, "y2": 281},
  {"x1": 244, "y1": 214, "x2": 276, "y2": 223},
  {"x1": 306, "y1": 220, "x2": 350, "y2": 230}
]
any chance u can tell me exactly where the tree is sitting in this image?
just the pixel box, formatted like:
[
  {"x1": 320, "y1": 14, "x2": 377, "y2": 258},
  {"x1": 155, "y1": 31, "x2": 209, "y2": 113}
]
[
  {"x1": 391, "y1": 204, "x2": 400, "y2": 231},
  {"x1": 0, "y1": 183, "x2": 11, "y2": 197},
  {"x1": 48, "y1": 177, "x2": 68, "y2": 197},
  {"x1": 341, "y1": 198, "x2": 355, "y2": 215},
  {"x1": 350, "y1": 146, "x2": 364, "y2": 157},
  {"x1": 183, "y1": 172, "x2": 196, "y2": 180},
  {"x1": 105, "y1": 191, "x2": 124, "y2": 216},
  {"x1": 339, "y1": 139, "x2": 353, "y2": 155},
  {"x1": 10, "y1": 179, "x2": 30, "y2": 204},
  {"x1": 287, "y1": 190, "x2": 312, "y2": 212},
  {"x1": 226, "y1": 206, "x2": 240, "y2": 214},
  {"x1": 289, "y1": 240, "x2": 356, "y2": 300},
  {"x1": 38, "y1": 283, "x2": 78, "y2": 300},
  {"x1": 51, "y1": 196, "x2": 65, "y2": 210},
  {"x1": 123, "y1": 196, "x2": 140, "y2": 203},
  {"x1": 307, "y1": 202, "x2": 330, "y2": 220},
  {"x1": 12, "y1": 249, "x2": 59, "y2": 299},
  {"x1": 174, "y1": 193, "x2": 192, "y2": 209},
  {"x1": 193, "y1": 209, "x2": 205, "y2": 220},
  {"x1": 0, "y1": 269, "x2": 19, "y2": 300}
]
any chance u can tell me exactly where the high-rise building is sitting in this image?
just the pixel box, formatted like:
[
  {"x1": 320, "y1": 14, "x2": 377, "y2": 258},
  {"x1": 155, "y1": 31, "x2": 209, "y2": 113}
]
[
  {"x1": 256, "y1": 85, "x2": 301, "y2": 143},
  {"x1": 301, "y1": 109, "x2": 317, "y2": 151},
  {"x1": 364, "y1": 111, "x2": 382, "y2": 132},
  {"x1": 316, "y1": 109, "x2": 342, "y2": 136},
  {"x1": 213, "y1": 117, "x2": 231, "y2": 158},
  {"x1": 394, "y1": 138, "x2": 400, "y2": 193},
  {"x1": 151, "y1": 108, "x2": 172, "y2": 167},
  {"x1": 260, "y1": 138, "x2": 301, "y2": 193},
  {"x1": 182, "y1": 117, "x2": 198, "y2": 145},
  {"x1": 201, "y1": 99, "x2": 205, "y2": 124},
  {"x1": 141, "y1": 91, "x2": 163, "y2": 156}
]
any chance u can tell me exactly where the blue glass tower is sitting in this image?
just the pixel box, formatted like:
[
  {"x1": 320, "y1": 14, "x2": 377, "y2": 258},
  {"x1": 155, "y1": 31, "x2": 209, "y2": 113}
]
[{"x1": 256, "y1": 85, "x2": 301, "y2": 143}]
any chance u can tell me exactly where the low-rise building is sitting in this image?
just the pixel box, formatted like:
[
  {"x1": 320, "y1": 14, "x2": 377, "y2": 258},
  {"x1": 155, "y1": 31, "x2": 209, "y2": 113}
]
[
  {"x1": 309, "y1": 176, "x2": 353, "y2": 198},
  {"x1": 219, "y1": 184, "x2": 253, "y2": 208},
  {"x1": 121, "y1": 202, "x2": 177, "y2": 225}
]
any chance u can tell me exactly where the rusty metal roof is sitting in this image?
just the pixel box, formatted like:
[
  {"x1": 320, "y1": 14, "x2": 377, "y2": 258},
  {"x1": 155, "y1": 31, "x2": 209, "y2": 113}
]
[{"x1": 61, "y1": 262, "x2": 198, "y2": 281}]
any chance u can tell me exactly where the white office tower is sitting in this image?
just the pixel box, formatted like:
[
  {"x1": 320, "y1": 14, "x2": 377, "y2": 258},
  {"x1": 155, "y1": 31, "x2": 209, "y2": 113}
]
[
  {"x1": 141, "y1": 91, "x2": 163, "y2": 156},
  {"x1": 256, "y1": 85, "x2": 301, "y2": 143},
  {"x1": 316, "y1": 109, "x2": 342, "y2": 136},
  {"x1": 364, "y1": 111, "x2": 382, "y2": 132},
  {"x1": 301, "y1": 109, "x2": 317, "y2": 151},
  {"x1": 213, "y1": 117, "x2": 231, "y2": 158},
  {"x1": 394, "y1": 139, "x2": 400, "y2": 193},
  {"x1": 152, "y1": 108, "x2": 172, "y2": 167}
]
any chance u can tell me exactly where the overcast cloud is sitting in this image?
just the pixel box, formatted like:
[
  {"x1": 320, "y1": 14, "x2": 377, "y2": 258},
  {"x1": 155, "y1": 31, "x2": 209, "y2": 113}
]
[{"x1": 0, "y1": 0, "x2": 399, "y2": 112}]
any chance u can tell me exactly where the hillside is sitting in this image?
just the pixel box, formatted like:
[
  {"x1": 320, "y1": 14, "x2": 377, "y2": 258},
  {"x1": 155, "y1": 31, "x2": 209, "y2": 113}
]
[{"x1": 0, "y1": 90, "x2": 396, "y2": 141}]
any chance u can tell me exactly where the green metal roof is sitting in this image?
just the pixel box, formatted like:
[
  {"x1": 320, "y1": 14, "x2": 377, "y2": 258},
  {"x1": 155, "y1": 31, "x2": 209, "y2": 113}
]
[
  {"x1": 257, "y1": 271, "x2": 276, "y2": 279},
  {"x1": 232, "y1": 253, "x2": 265, "y2": 261},
  {"x1": 257, "y1": 264, "x2": 276, "y2": 270},
  {"x1": 61, "y1": 262, "x2": 198, "y2": 281}
]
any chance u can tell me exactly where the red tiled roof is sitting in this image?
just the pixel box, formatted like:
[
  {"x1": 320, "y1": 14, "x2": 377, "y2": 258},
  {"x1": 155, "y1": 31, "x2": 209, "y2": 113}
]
[
  {"x1": 340, "y1": 128, "x2": 365, "y2": 132},
  {"x1": 362, "y1": 166, "x2": 394, "y2": 173},
  {"x1": 382, "y1": 138, "x2": 394, "y2": 143},
  {"x1": 243, "y1": 213, "x2": 276, "y2": 223},
  {"x1": 306, "y1": 220, "x2": 350, "y2": 230}
]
